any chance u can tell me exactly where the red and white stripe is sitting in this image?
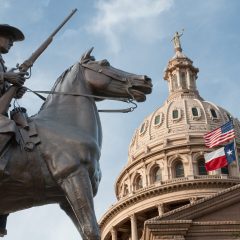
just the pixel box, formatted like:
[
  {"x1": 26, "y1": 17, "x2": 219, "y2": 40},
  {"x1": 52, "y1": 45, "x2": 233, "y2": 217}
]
[
  {"x1": 204, "y1": 129, "x2": 235, "y2": 148},
  {"x1": 204, "y1": 147, "x2": 228, "y2": 171}
]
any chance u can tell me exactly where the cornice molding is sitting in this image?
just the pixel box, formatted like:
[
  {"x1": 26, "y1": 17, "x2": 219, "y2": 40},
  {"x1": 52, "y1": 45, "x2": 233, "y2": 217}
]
[
  {"x1": 100, "y1": 178, "x2": 240, "y2": 229},
  {"x1": 149, "y1": 183, "x2": 240, "y2": 222}
]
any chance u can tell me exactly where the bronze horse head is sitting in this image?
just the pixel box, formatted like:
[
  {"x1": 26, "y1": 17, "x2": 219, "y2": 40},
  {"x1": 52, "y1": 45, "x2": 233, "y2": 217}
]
[
  {"x1": 0, "y1": 48, "x2": 152, "y2": 239},
  {"x1": 80, "y1": 47, "x2": 152, "y2": 103}
]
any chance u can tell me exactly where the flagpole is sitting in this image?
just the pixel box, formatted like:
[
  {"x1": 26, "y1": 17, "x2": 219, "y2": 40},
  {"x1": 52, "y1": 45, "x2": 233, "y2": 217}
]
[{"x1": 232, "y1": 119, "x2": 239, "y2": 172}]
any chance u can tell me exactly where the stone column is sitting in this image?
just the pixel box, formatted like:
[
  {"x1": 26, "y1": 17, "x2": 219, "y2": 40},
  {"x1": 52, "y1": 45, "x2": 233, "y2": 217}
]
[
  {"x1": 190, "y1": 197, "x2": 197, "y2": 204},
  {"x1": 163, "y1": 156, "x2": 169, "y2": 180},
  {"x1": 143, "y1": 162, "x2": 148, "y2": 186},
  {"x1": 169, "y1": 73, "x2": 173, "y2": 92},
  {"x1": 176, "y1": 69, "x2": 181, "y2": 89},
  {"x1": 157, "y1": 203, "x2": 164, "y2": 216},
  {"x1": 186, "y1": 70, "x2": 191, "y2": 89},
  {"x1": 187, "y1": 155, "x2": 194, "y2": 177},
  {"x1": 130, "y1": 214, "x2": 138, "y2": 240},
  {"x1": 192, "y1": 74, "x2": 196, "y2": 89},
  {"x1": 111, "y1": 227, "x2": 117, "y2": 240}
]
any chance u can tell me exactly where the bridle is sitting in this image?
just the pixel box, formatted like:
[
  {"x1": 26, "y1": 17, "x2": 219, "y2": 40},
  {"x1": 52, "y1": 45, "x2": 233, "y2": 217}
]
[
  {"x1": 26, "y1": 62, "x2": 138, "y2": 113},
  {"x1": 81, "y1": 62, "x2": 136, "y2": 99}
]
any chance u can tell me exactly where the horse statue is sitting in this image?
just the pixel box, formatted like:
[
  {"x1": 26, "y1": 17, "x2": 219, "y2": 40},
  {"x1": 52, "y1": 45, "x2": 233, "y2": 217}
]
[{"x1": 0, "y1": 48, "x2": 152, "y2": 239}]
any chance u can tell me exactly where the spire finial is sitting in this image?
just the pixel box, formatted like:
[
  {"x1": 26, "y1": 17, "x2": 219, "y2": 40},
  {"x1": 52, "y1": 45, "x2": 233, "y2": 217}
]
[{"x1": 172, "y1": 29, "x2": 184, "y2": 52}]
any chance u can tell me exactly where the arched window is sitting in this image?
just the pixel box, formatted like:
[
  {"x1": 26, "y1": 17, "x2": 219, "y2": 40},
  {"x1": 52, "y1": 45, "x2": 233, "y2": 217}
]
[
  {"x1": 175, "y1": 161, "x2": 184, "y2": 178},
  {"x1": 172, "y1": 74, "x2": 178, "y2": 90},
  {"x1": 151, "y1": 166, "x2": 162, "y2": 183},
  {"x1": 221, "y1": 166, "x2": 229, "y2": 175},
  {"x1": 135, "y1": 174, "x2": 143, "y2": 190},
  {"x1": 181, "y1": 72, "x2": 187, "y2": 88},
  {"x1": 190, "y1": 74, "x2": 196, "y2": 88},
  {"x1": 123, "y1": 184, "x2": 129, "y2": 197},
  {"x1": 197, "y1": 159, "x2": 207, "y2": 175}
]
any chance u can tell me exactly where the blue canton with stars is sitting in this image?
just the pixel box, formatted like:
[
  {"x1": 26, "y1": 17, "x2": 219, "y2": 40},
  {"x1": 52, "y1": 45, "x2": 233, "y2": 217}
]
[{"x1": 224, "y1": 142, "x2": 236, "y2": 164}]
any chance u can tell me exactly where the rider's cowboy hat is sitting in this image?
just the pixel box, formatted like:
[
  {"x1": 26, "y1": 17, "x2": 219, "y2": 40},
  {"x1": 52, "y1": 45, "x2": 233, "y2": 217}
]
[{"x1": 0, "y1": 24, "x2": 24, "y2": 41}]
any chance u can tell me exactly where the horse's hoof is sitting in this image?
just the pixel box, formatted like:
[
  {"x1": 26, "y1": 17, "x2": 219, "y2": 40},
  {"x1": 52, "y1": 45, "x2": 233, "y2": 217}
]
[{"x1": 0, "y1": 228, "x2": 7, "y2": 237}]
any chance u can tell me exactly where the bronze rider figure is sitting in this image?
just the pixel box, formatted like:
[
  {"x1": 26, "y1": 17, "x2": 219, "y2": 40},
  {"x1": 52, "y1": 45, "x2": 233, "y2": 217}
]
[{"x1": 0, "y1": 24, "x2": 27, "y2": 237}]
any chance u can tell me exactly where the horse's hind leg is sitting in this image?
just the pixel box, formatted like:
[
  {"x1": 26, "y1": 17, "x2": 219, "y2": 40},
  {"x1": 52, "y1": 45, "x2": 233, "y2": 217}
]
[
  {"x1": 60, "y1": 167, "x2": 100, "y2": 240},
  {"x1": 60, "y1": 201, "x2": 87, "y2": 240}
]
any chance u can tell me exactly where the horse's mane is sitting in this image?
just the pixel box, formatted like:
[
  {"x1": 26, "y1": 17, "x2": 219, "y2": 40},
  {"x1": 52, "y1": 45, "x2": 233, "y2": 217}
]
[
  {"x1": 39, "y1": 65, "x2": 73, "y2": 111},
  {"x1": 38, "y1": 56, "x2": 94, "y2": 112}
]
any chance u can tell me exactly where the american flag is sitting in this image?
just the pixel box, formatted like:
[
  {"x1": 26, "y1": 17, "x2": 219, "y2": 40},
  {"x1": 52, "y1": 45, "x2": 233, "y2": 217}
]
[{"x1": 204, "y1": 121, "x2": 235, "y2": 148}]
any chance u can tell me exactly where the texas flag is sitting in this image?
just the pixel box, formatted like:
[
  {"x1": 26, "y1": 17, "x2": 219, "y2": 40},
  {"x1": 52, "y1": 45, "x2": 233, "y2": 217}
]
[{"x1": 204, "y1": 142, "x2": 236, "y2": 171}]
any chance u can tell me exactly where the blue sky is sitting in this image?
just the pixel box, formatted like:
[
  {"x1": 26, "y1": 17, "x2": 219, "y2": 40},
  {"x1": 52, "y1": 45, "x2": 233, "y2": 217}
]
[{"x1": 1, "y1": 0, "x2": 240, "y2": 239}]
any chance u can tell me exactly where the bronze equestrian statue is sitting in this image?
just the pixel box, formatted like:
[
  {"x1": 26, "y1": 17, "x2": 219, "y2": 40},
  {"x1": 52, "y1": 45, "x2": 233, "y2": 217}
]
[{"x1": 0, "y1": 40, "x2": 152, "y2": 239}]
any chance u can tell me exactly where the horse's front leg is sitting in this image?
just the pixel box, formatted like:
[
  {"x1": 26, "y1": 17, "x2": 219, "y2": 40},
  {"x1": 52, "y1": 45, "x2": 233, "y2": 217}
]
[
  {"x1": 60, "y1": 166, "x2": 100, "y2": 240},
  {"x1": 60, "y1": 200, "x2": 87, "y2": 240}
]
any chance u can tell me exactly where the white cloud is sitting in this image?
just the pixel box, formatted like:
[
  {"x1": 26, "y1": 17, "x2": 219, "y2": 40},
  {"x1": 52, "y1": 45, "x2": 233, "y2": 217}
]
[{"x1": 88, "y1": 0, "x2": 174, "y2": 53}]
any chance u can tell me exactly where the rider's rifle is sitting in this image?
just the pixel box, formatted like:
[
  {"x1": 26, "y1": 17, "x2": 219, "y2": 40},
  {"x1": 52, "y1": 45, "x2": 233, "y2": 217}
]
[{"x1": 0, "y1": 8, "x2": 78, "y2": 114}]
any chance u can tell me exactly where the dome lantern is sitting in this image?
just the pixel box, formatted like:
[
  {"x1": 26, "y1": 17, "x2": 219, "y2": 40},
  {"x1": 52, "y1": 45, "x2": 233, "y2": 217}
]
[{"x1": 164, "y1": 31, "x2": 200, "y2": 98}]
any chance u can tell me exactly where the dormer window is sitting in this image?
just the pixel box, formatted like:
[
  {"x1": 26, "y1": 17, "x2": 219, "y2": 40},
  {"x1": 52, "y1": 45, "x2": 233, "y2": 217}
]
[
  {"x1": 172, "y1": 109, "x2": 181, "y2": 122},
  {"x1": 192, "y1": 107, "x2": 198, "y2": 116},
  {"x1": 191, "y1": 107, "x2": 201, "y2": 120},
  {"x1": 140, "y1": 123, "x2": 145, "y2": 133},
  {"x1": 226, "y1": 113, "x2": 232, "y2": 121},
  {"x1": 210, "y1": 108, "x2": 218, "y2": 119},
  {"x1": 139, "y1": 121, "x2": 148, "y2": 135},
  {"x1": 154, "y1": 113, "x2": 163, "y2": 127},
  {"x1": 173, "y1": 110, "x2": 179, "y2": 119}
]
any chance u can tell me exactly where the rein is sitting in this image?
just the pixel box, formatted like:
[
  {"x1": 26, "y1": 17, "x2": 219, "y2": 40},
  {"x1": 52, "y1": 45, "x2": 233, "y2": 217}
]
[
  {"x1": 26, "y1": 61, "x2": 138, "y2": 113},
  {"x1": 26, "y1": 87, "x2": 138, "y2": 113}
]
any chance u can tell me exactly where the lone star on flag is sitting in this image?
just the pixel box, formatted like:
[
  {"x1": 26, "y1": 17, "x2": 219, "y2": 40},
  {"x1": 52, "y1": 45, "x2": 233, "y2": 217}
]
[{"x1": 227, "y1": 149, "x2": 233, "y2": 156}]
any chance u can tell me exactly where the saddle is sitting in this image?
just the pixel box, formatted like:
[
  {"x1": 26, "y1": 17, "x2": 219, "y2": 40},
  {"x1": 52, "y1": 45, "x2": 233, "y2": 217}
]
[
  {"x1": 0, "y1": 108, "x2": 41, "y2": 178},
  {"x1": 10, "y1": 108, "x2": 41, "y2": 151}
]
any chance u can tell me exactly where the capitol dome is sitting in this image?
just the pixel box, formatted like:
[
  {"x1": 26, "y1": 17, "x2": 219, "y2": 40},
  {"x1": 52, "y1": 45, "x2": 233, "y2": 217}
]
[
  {"x1": 99, "y1": 33, "x2": 240, "y2": 240},
  {"x1": 128, "y1": 43, "x2": 238, "y2": 166}
]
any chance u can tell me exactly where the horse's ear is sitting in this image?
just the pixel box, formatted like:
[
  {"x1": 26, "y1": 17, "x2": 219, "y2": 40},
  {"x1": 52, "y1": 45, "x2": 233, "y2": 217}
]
[{"x1": 80, "y1": 47, "x2": 95, "y2": 64}]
